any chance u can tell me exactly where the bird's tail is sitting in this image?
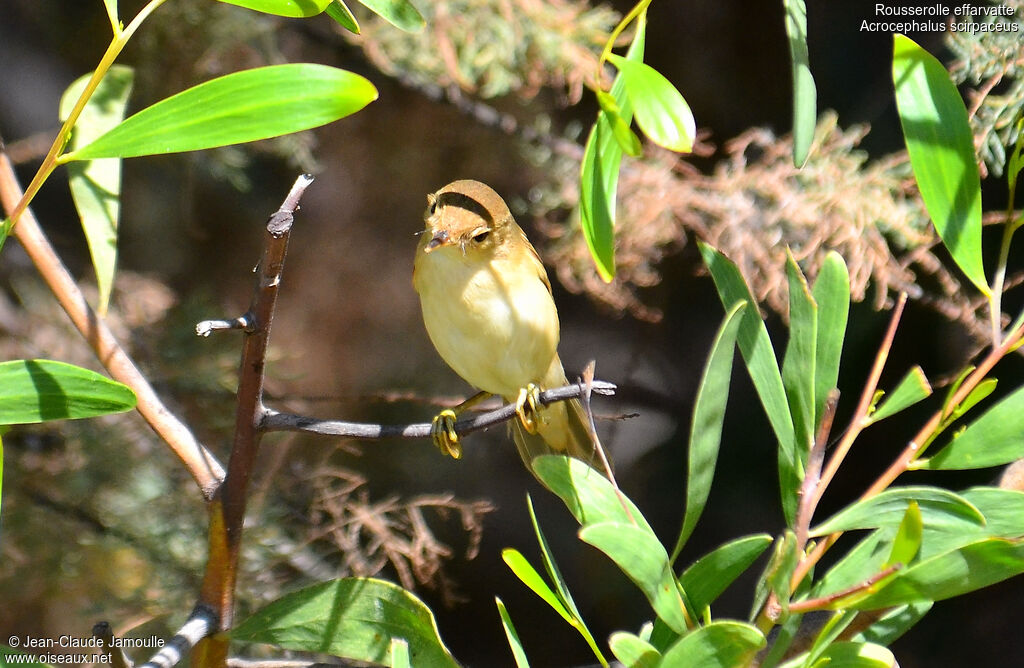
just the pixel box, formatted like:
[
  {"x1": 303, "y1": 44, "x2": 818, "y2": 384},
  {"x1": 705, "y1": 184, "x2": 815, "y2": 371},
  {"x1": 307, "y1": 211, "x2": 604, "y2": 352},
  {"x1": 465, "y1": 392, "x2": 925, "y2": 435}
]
[{"x1": 510, "y1": 356, "x2": 603, "y2": 477}]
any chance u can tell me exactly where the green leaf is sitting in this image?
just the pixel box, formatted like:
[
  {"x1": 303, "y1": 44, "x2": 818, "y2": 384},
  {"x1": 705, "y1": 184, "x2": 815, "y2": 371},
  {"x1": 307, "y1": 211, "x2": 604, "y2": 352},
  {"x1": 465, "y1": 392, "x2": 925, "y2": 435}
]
[
  {"x1": 230, "y1": 578, "x2": 457, "y2": 667},
  {"x1": 660, "y1": 621, "x2": 765, "y2": 667},
  {"x1": 0, "y1": 433, "x2": 4, "y2": 519},
  {"x1": 596, "y1": 90, "x2": 643, "y2": 157},
  {"x1": 216, "y1": 0, "x2": 332, "y2": 17},
  {"x1": 699, "y1": 242, "x2": 799, "y2": 524},
  {"x1": 854, "y1": 601, "x2": 932, "y2": 646},
  {"x1": 608, "y1": 632, "x2": 660, "y2": 668},
  {"x1": 801, "y1": 610, "x2": 858, "y2": 668},
  {"x1": 848, "y1": 536, "x2": 1024, "y2": 609},
  {"x1": 357, "y1": 0, "x2": 425, "y2": 32},
  {"x1": 783, "y1": 0, "x2": 816, "y2": 166},
  {"x1": 952, "y1": 377, "x2": 997, "y2": 420},
  {"x1": 59, "y1": 65, "x2": 134, "y2": 315},
  {"x1": 495, "y1": 598, "x2": 530, "y2": 668},
  {"x1": 811, "y1": 252, "x2": 849, "y2": 426},
  {"x1": 606, "y1": 54, "x2": 694, "y2": 153},
  {"x1": 579, "y1": 522, "x2": 691, "y2": 634},
  {"x1": 326, "y1": 0, "x2": 360, "y2": 32},
  {"x1": 68, "y1": 64, "x2": 377, "y2": 160},
  {"x1": 532, "y1": 455, "x2": 653, "y2": 532},
  {"x1": 579, "y1": 13, "x2": 647, "y2": 282},
  {"x1": 886, "y1": 500, "x2": 923, "y2": 568},
  {"x1": 0, "y1": 359, "x2": 136, "y2": 424},
  {"x1": 868, "y1": 366, "x2": 931, "y2": 424},
  {"x1": 678, "y1": 534, "x2": 773, "y2": 613},
  {"x1": 892, "y1": 34, "x2": 987, "y2": 294},
  {"x1": 103, "y1": 0, "x2": 119, "y2": 31},
  {"x1": 526, "y1": 494, "x2": 579, "y2": 619},
  {"x1": 672, "y1": 301, "x2": 746, "y2": 558},
  {"x1": 782, "y1": 253, "x2": 818, "y2": 462},
  {"x1": 917, "y1": 384, "x2": 1024, "y2": 470},
  {"x1": 960, "y1": 487, "x2": 1024, "y2": 537},
  {"x1": 809, "y1": 487, "x2": 984, "y2": 537},
  {"x1": 805, "y1": 641, "x2": 896, "y2": 668},
  {"x1": 501, "y1": 549, "x2": 573, "y2": 625}
]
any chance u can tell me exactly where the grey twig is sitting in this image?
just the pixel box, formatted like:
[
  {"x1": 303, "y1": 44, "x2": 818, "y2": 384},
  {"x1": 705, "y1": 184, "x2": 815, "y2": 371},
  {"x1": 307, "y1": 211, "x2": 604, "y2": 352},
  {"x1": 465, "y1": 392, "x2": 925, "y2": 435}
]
[
  {"x1": 195, "y1": 314, "x2": 254, "y2": 337},
  {"x1": 261, "y1": 380, "x2": 617, "y2": 439}
]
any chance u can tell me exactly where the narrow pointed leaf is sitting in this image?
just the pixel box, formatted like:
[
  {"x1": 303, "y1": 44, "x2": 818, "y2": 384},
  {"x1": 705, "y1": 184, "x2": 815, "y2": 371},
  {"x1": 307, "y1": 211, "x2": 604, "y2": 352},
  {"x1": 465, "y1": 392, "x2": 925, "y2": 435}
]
[
  {"x1": 700, "y1": 242, "x2": 799, "y2": 523},
  {"x1": 532, "y1": 455, "x2": 653, "y2": 532},
  {"x1": 886, "y1": 501, "x2": 923, "y2": 568},
  {"x1": 495, "y1": 598, "x2": 530, "y2": 668},
  {"x1": 579, "y1": 13, "x2": 646, "y2": 281},
  {"x1": 526, "y1": 494, "x2": 582, "y2": 618},
  {"x1": 679, "y1": 534, "x2": 773, "y2": 613},
  {"x1": 809, "y1": 487, "x2": 984, "y2": 537},
  {"x1": 606, "y1": 54, "x2": 694, "y2": 153},
  {"x1": 217, "y1": 0, "x2": 331, "y2": 17},
  {"x1": 661, "y1": 621, "x2": 765, "y2": 667},
  {"x1": 68, "y1": 64, "x2": 377, "y2": 160},
  {"x1": 596, "y1": 90, "x2": 642, "y2": 157},
  {"x1": 0, "y1": 359, "x2": 136, "y2": 424},
  {"x1": 579, "y1": 522, "x2": 690, "y2": 634},
  {"x1": 855, "y1": 601, "x2": 932, "y2": 646},
  {"x1": 501, "y1": 549, "x2": 573, "y2": 625},
  {"x1": 230, "y1": 578, "x2": 458, "y2": 668},
  {"x1": 326, "y1": 0, "x2": 360, "y2": 32},
  {"x1": 784, "y1": 0, "x2": 816, "y2": 166},
  {"x1": 811, "y1": 252, "x2": 849, "y2": 425},
  {"x1": 357, "y1": 0, "x2": 425, "y2": 32},
  {"x1": 782, "y1": 253, "x2": 818, "y2": 462},
  {"x1": 918, "y1": 384, "x2": 1024, "y2": 470},
  {"x1": 893, "y1": 34, "x2": 987, "y2": 294},
  {"x1": 952, "y1": 377, "x2": 997, "y2": 420},
  {"x1": 848, "y1": 536, "x2": 1024, "y2": 609},
  {"x1": 59, "y1": 65, "x2": 134, "y2": 315},
  {"x1": 609, "y1": 632, "x2": 660, "y2": 668},
  {"x1": 672, "y1": 301, "x2": 746, "y2": 558},
  {"x1": 869, "y1": 366, "x2": 931, "y2": 424}
]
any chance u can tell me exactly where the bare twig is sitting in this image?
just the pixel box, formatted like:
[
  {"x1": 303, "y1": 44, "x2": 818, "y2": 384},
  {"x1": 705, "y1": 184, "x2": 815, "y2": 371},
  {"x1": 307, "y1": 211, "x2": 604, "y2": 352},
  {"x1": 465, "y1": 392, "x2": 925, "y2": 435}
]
[
  {"x1": 0, "y1": 143, "x2": 225, "y2": 499},
  {"x1": 260, "y1": 380, "x2": 617, "y2": 438},
  {"x1": 794, "y1": 390, "x2": 839, "y2": 549},
  {"x1": 196, "y1": 314, "x2": 254, "y2": 337}
]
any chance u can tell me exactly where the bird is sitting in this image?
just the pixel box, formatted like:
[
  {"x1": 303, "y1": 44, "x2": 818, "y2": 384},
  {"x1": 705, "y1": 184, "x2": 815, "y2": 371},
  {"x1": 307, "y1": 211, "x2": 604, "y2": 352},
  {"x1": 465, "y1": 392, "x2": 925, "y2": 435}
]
[{"x1": 412, "y1": 179, "x2": 596, "y2": 474}]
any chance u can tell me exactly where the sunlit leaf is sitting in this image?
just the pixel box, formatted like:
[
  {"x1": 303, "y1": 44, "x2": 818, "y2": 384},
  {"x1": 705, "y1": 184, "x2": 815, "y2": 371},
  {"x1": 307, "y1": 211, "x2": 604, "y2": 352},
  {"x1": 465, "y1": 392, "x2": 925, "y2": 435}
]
[
  {"x1": 59, "y1": 65, "x2": 134, "y2": 315},
  {"x1": 869, "y1": 367, "x2": 931, "y2": 423},
  {"x1": 357, "y1": 0, "x2": 425, "y2": 32},
  {"x1": 917, "y1": 384, "x2": 1024, "y2": 470},
  {"x1": 532, "y1": 455, "x2": 653, "y2": 532},
  {"x1": 679, "y1": 534, "x2": 773, "y2": 613},
  {"x1": 809, "y1": 487, "x2": 984, "y2": 537},
  {"x1": 660, "y1": 621, "x2": 765, "y2": 667},
  {"x1": 893, "y1": 34, "x2": 987, "y2": 294},
  {"x1": 596, "y1": 90, "x2": 642, "y2": 157},
  {"x1": 0, "y1": 359, "x2": 135, "y2": 424},
  {"x1": 501, "y1": 549, "x2": 573, "y2": 625},
  {"x1": 580, "y1": 522, "x2": 691, "y2": 633},
  {"x1": 783, "y1": 0, "x2": 816, "y2": 166},
  {"x1": 608, "y1": 632, "x2": 660, "y2": 668},
  {"x1": 606, "y1": 54, "x2": 694, "y2": 153},
  {"x1": 230, "y1": 578, "x2": 457, "y2": 667},
  {"x1": 782, "y1": 253, "x2": 817, "y2": 461},
  {"x1": 952, "y1": 377, "x2": 997, "y2": 420},
  {"x1": 495, "y1": 598, "x2": 530, "y2": 668},
  {"x1": 326, "y1": 0, "x2": 360, "y2": 32},
  {"x1": 854, "y1": 601, "x2": 932, "y2": 646},
  {"x1": 886, "y1": 501, "x2": 923, "y2": 568},
  {"x1": 68, "y1": 64, "x2": 377, "y2": 160},
  {"x1": 217, "y1": 0, "x2": 331, "y2": 17},
  {"x1": 806, "y1": 641, "x2": 896, "y2": 668},
  {"x1": 390, "y1": 639, "x2": 410, "y2": 668},
  {"x1": 811, "y1": 252, "x2": 849, "y2": 425},
  {"x1": 672, "y1": 301, "x2": 745, "y2": 558}
]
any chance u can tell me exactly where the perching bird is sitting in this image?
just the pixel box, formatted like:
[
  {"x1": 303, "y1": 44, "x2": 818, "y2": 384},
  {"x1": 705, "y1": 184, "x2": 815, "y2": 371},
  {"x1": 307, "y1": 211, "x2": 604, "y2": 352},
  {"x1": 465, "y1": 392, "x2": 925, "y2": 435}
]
[{"x1": 412, "y1": 179, "x2": 595, "y2": 473}]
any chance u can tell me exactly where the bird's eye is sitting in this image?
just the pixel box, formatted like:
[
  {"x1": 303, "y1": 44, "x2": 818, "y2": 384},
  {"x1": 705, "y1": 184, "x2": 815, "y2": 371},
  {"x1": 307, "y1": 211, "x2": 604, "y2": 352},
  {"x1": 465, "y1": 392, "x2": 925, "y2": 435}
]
[
  {"x1": 426, "y1": 194, "x2": 438, "y2": 217},
  {"x1": 472, "y1": 230, "x2": 490, "y2": 243}
]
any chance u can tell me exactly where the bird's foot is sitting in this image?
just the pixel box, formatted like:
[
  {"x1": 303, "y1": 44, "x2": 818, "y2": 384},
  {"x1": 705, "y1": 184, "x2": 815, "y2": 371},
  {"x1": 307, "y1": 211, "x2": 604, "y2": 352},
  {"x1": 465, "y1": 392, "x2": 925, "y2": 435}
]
[
  {"x1": 515, "y1": 383, "x2": 543, "y2": 434},
  {"x1": 431, "y1": 408, "x2": 463, "y2": 459}
]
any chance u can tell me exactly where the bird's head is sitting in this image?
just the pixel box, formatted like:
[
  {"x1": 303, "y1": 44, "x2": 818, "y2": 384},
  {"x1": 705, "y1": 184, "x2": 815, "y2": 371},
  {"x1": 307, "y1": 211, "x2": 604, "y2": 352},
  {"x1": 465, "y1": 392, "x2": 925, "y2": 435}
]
[{"x1": 420, "y1": 179, "x2": 513, "y2": 258}]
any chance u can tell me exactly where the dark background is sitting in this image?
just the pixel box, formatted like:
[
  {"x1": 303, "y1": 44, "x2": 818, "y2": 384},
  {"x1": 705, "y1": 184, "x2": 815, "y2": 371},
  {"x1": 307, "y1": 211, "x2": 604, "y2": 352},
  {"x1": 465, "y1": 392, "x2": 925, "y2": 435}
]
[{"x1": 1, "y1": 1, "x2": 1021, "y2": 666}]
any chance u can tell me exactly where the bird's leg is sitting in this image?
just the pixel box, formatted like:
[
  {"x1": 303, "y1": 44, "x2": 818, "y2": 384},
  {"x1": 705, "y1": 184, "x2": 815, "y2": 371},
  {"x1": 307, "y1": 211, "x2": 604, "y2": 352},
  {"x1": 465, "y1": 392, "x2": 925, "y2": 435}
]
[
  {"x1": 431, "y1": 391, "x2": 491, "y2": 459},
  {"x1": 514, "y1": 383, "x2": 544, "y2": 434}
]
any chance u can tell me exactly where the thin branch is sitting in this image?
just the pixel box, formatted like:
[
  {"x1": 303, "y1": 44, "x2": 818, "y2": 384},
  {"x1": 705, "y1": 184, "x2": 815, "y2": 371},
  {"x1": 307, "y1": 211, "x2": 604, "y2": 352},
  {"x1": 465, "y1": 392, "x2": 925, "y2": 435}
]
[
  {"x1": 794, "y1": 390, "x2": 839, "y2": 549},
  {"x1": 261, "y1": 380, "x2": 617, "y2": 438},
  {"x1": 787, "y1": 564, "x2": 901, "y2": 614},
  {"x1": 137, "y1": 605, "x2": 219, "y2": 668},
  {"x1": 196, "y1": 314, "x2": 254, "y2": 337},
  {"x1": 0, "y1": 142, "x2": 225, "y2": 499}
]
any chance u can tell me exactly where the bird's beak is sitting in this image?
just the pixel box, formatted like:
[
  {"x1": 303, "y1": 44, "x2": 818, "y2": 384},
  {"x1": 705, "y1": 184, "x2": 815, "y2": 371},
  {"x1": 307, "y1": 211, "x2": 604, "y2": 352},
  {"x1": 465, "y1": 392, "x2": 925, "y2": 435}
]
[{"x1": 424, "y1": 229, "x2": 450, "y2": 252}]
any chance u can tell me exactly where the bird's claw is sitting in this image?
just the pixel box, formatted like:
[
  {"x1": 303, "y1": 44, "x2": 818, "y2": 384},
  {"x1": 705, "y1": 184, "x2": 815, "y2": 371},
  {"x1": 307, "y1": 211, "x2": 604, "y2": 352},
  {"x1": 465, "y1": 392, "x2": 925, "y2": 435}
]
[
  {"x1": 431, "y1": 408, "x2": 463, "y2": 459},
  {"x1": 515, "y1": 383, "x2": 543, "y2": 434}
]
